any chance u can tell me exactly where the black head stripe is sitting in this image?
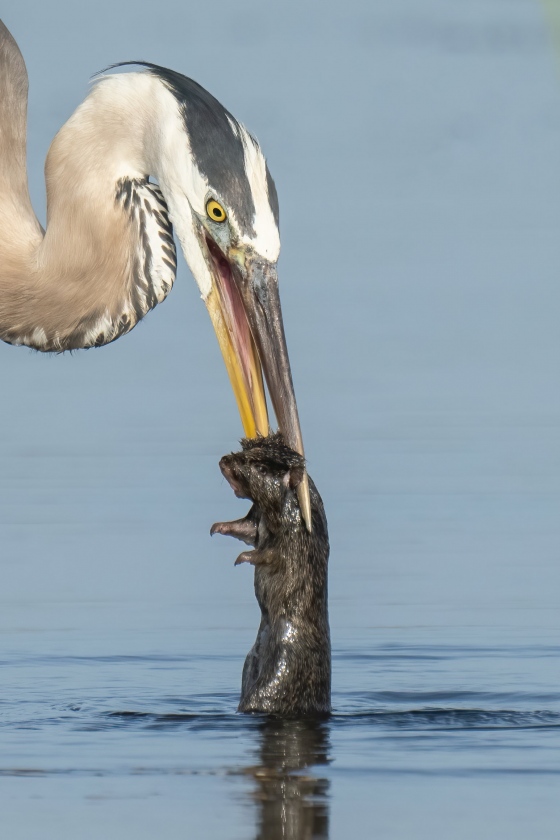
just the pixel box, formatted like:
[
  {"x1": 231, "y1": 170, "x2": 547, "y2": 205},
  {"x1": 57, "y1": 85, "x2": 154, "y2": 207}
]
[
  {"x1": 266, "y1": 165, "x2": 279, "y2": 227},
  {"x1": 111, "y1": 63, "x2": 258, "y2": 236}
]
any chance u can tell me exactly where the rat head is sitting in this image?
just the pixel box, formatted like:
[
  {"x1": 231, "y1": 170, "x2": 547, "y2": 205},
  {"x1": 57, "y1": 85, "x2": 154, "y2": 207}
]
[{"x1": 219, "y1": 433, "x2": 305, "y2": 530}]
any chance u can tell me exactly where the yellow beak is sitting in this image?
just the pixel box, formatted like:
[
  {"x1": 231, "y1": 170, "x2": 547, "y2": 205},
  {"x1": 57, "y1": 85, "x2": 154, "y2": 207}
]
[{"x1": 205, "y1": 286, "x2": 269, "y2": 439}]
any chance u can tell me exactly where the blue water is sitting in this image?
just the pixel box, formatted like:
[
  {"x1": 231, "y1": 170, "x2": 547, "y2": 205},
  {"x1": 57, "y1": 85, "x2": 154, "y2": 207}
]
[
  {"x1": 2, "y1": 0, "x2": 560, "y2": 836},
  {"x1": 2, "y1": 627, "x2": 560, "y2": 837}
]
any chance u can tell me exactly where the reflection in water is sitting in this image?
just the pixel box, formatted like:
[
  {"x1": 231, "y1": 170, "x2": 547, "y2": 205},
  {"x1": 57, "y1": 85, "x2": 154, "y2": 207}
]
[{"x1": 247, "y1": 718, "x2": 331, "y2": 840}]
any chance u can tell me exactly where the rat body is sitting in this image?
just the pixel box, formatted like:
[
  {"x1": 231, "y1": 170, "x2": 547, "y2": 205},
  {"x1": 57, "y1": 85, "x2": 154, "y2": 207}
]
[{"x1": 211, "y1": 433, "x2": 330, "y2": 717}]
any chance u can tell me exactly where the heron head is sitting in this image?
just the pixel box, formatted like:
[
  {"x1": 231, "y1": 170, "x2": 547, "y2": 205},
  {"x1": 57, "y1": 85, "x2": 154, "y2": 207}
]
[{"x1": 142, "y1": 65, "x2": 310, "y2": 528}]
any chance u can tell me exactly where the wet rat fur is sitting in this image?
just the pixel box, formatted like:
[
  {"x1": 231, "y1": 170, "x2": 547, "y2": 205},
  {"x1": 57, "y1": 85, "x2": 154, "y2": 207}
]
[{"x1": 211, "y1": 433, "x2": 331, "y2": 717}]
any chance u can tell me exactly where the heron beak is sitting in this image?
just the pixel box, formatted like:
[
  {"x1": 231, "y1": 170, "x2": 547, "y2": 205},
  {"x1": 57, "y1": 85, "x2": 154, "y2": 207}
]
[
  {"x1": 204, "y1": 238, "x2": 269, "y2": 441},
  {"x1": 232, "y1": 252, "x2": 311, "y2": 532},
  {"x1": 203, "y1": 239, "x2": 312, "y2": 531}
]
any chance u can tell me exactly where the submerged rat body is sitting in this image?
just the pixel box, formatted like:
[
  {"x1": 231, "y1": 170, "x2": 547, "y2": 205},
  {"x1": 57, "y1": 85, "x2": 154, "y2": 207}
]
[{"x1": 211, "y1": 433, "x2": 330, "y2": 717}]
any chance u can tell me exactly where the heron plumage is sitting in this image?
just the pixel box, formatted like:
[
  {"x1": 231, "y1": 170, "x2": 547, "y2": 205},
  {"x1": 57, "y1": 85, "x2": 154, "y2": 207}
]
[
  {"x1": 0, "y1": 39, "x2": 181, "y2": 351},
  {"x1": 0, "y1": 19, "x2": 312, "y2": 527}
]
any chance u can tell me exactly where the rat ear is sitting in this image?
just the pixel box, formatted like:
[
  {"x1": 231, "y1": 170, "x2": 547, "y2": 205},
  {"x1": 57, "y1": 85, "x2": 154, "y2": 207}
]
[{"x1": 289, "y1": 465, "x2": 305, "y2": 490}]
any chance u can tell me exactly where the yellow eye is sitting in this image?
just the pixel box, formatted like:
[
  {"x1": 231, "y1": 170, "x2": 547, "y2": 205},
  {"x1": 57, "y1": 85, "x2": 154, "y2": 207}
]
[{"x1": 206, "y1": 199, "x2": 227, "y2": 223}]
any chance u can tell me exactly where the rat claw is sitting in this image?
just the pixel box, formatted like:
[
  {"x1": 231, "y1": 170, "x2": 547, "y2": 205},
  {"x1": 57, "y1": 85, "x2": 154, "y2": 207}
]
[
  {"x1": 235, "y1": 551, "x2": 254, "y2": 566},
  {"x1": 211, "y1": 514, "x2": 258, "y2": 546}
]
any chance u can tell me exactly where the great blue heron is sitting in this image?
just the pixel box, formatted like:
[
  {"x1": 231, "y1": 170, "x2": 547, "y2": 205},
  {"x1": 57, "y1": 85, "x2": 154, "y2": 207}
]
[{"x1": 0, "y1": 21, "x2": 311, "y2": 528}]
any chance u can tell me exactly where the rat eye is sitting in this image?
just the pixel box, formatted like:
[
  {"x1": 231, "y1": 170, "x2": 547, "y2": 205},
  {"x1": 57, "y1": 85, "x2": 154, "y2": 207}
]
[{"x1": 206, "y1": 199, "x2": 227, "y2": 223}]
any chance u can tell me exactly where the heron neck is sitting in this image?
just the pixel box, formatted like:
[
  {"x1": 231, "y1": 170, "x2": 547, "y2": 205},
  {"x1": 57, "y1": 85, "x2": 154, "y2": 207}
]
[
  {"x1": 0, "y1": 23, "x2": 44, "y2": 262},
  {"x1": 0, "y1": 70, "x2": 180, "y2": 351}
]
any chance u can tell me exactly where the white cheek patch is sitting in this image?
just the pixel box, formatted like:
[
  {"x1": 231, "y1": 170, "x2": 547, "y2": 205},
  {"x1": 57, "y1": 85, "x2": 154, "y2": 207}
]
[
  {"x1": 166, "y1": 190, "x2": 213, "y2": 300},
  {"x1": 238, "y1": 126, "x2": 280, "y2": 262},
  {"x1": 151, "y1": 83, "x2": 210, "y2": 218},
  {"x1": 152, "y1": 85, "x2": 213, "y2": 298}
]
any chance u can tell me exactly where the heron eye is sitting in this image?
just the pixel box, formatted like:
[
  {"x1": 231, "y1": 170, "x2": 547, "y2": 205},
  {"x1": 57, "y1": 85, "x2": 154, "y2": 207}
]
[{"x1": 206, "y1": 199, "x2": 227, "y2": 223}]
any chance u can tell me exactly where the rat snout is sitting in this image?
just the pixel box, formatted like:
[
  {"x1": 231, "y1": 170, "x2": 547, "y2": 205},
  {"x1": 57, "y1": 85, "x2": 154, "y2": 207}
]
[{"x1": 219, "y1": 456, "x2": 248, "y2": 499}]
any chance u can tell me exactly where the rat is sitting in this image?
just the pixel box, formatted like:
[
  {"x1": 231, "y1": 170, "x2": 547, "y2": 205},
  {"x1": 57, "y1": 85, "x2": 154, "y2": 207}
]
[{"x1": 211, "y1": 432, "x2": 331, "y2": 717}]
